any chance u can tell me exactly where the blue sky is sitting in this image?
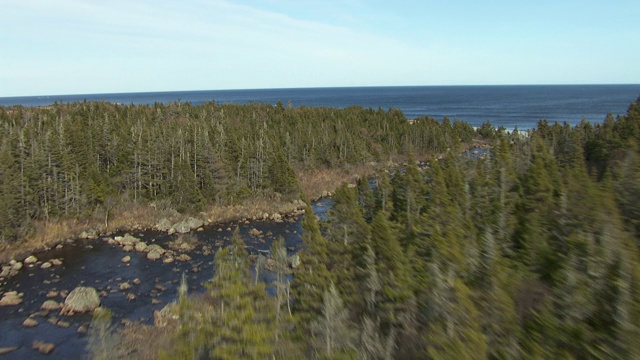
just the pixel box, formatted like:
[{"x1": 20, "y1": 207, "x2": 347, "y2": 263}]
[{"x1": 1, "y1": 0, "x2": 639, "y2": 97}]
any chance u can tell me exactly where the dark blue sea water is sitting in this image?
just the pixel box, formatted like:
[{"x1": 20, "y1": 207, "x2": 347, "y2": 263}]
[{"x1": 1, "y1": 85, "x2": 639, "y2": 130}]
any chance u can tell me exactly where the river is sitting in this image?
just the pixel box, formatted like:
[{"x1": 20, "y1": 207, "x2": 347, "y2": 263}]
[{"x1": 0, "y1": 197, "x2": 333, "y2": 359}]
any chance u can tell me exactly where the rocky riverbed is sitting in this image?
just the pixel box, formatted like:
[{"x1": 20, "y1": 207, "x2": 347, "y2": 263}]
[{"x1": 0, "y1": 197, "x2": 333, "y2": 359}]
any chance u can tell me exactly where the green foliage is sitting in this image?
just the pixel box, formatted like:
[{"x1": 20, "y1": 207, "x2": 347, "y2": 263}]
[
  {"x1": 291, "y1": 203, "x2": 334, "y2": 331},
  {"x1": 162, "y1": 229, "x2": 275, "y2": 359},
  {"x1": 87, "y1": 308, "x2": 122, "y2": 360},
  {"x1": 0, "y1": 100, "x2": 464, "y2": 244},
  {"x1": 268, "y1": 148, "x2": 300, "y2": 201},
  {"x1": 9, "y1": 94, "x2": 640, "y2": 359},
  {"x1": 310, "y1": 282, "x2": 357, "y2": 359}
]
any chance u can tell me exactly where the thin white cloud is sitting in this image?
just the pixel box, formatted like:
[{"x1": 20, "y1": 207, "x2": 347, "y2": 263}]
[{"x1": 2, "y1": 0, "x2": 637, "y2": 96}]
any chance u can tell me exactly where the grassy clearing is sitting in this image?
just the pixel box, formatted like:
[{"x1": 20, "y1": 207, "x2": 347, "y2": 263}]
[{"x1": 297, "y1": 164, "x2": 380, "y2": 200}]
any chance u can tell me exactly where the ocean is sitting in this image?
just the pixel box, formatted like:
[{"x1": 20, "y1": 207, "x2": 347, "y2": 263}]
[{"x1": 1, "y1": 85, "x2": 639, "y2": 130}]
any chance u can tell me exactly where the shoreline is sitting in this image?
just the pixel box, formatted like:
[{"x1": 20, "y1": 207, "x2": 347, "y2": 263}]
[
  {"x1": 0, "y1": 144, "x2": 484, "y2": 274},
  {"x1": 0, "y1": 165, "x2": 379, "y2": 270}
]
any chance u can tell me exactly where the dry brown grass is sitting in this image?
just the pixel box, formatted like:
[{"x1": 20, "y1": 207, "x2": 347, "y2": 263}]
[
  {"x1": 116, "y1": 322, "x2": 175, "y2": 360},
  {"x1": 297, "y1": 164, "x2": 380, "y2": 200}
]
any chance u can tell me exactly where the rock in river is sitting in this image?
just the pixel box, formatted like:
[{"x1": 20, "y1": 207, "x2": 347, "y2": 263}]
[
  {"x1": 156, "y1": 218, "x2": 173, "y2": 232},
  {"x1": 146, "y1": 244, "x2": 165, "y2": 261},
  {"x1": 119, "y1": 282, "x2": 131, "y2": 291},
  {"x1": 115, "y1": 233, "x2": 140, "y2": 247},
  {"x1": 22, "y1": 318, "x2": 39, "y2": 328},
  {"x1": 32, "y1": 341, "x2": 55, "y2": 355},
  {"x1": 41, "y1": 300, "x2": 62, "y2": 311},
  {"x1": 0, "y1": 291, "x2": 23, "y2": 306},
  {"x1": 62, "y1": 287, "x2": 100, "y2": 314},
  {"x1": 172, "y1": 217, "x2": 204, "y2": 234},
  {"x1": 0, "y1": 347, "x2": 18, "y2": 355},
  {"x1": 134, "y1": 241, "x2": 148, "y2": 252}
]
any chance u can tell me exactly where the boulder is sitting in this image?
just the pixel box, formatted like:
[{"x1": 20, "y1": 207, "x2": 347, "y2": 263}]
[
  {"x1": 156, "y1": 218, "x2": 173, "y2": 232},
  {"x1": 147, "y1": 244, "x2": 164, "y2": 253},
  {"x1": 24, "y1": 255, "x2": 38, "y2": 265},
  {"x1": 23, "y1": 318, "x2": 39, "y2": 328},
  {"x1": 249, "y1": 228, "x2": 263, "y2": 237},
  {"x1": 40, "y1": 262, "x2": 52, "y2": 269},
  {"x1": 56, "y1": 320, "x2": 71, "y2": 328},
  {"x1": 122, "y1": 245, "x2": 134, "y2": 252},
  {"x1": 119, "y1": 282, "x2": 131, "y2": 291},
  {"x1": 0, "y1": 347, "x2": 18, "y2": 355},
  {"x1": 32, "y1": 341, "x2": 55, "y2": 355},
  {"x1": 132, "y1": 278, "x2": 141, "y2": 285},
  {"x1": 50, "y1": 259, "x2": 63, "y2": 266},
  {"x1": 172, "y1": 222, "x2": 191, "y2": 234},
  {"x1": 121, "y1": 256, "x2": 131, "y2": 263},
  {"x1": 80, "y1": 229, "x2": 97, "y2": 239},
  {"x1": 0, "y1": 266, "x2": 11, "y2": 277},
  {"x1": 11, "y1": 261, "x2": 23, "y2": 271},
  {"x1": 0, "y1": 291, "x2": 23, "y2": 306},
  {"x1": 41, "y1": 300, "x2": 61, "y2": 311},
  {"x1": 270, "y1": 212, "x2": 283, "y2": 221},
  {"x1": 120, "y1": 233, "x2": 140, "y2": 247},
  {"x1": 134, "y1": 242, "x2": 148, "y2": 252},
  {"x1": 186, "y1": 217, "x2": 204, "y2": 230},
  {"x1": 172, "y1": 217, "x2": 204, "y2": 234},
  {"x1": 176, "y1": 254, "x2": 191, "y2": 262},
  {"x1": 147, "y1": 249, "x2": 163, "y2": 261},
  {"x1": 63, "y1": 287, "x2": 100, "y2": 313}
]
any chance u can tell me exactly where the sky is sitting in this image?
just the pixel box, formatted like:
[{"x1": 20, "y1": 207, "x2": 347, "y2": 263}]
[{"x1": 1, "y1": 0, "x2": 639, "y2": 97}]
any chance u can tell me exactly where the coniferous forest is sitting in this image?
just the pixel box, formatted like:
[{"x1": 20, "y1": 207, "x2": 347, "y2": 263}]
[
  {"x1": 0, "y1": 100, "x2": 471, "y2": 244},
  {"x1": 2, "y1": 98, "x2": 640, "y2": 358}
]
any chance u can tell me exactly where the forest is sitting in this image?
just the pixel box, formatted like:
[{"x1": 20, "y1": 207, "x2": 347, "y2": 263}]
[
  {"x1": 0, "y1": 100, "x2": 471, "y2": 245},
  {"x1": 2, "y1": 97, "x2": 640, "y2": 358}
]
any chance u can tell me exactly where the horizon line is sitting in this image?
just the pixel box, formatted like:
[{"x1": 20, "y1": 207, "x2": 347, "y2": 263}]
[{"x1": 2, "y1": 83, "x2": 640, "y2": 100}]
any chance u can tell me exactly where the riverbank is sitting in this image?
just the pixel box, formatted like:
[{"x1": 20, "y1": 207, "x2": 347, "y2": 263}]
[
  {"x1": 0, "y1": 143, "x2": 492, "y2": 267},
  {"x1": 0, "y1": 164, "x2": 381, "y2": 267}
]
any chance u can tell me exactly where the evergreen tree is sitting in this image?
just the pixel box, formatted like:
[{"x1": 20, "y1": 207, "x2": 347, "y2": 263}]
[
  {"x1": 291, "y1": 203, "x2": 333, "y2": 332},
  {"x1": 310, "y1": 282, "x2": 356, "y2": 359},
  {"x1": 326, "y1": 183, "x2": 372, "y2": 312}
]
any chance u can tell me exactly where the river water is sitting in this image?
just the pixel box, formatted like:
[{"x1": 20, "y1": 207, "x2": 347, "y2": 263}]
[{"x1": 0, "y1": 197, "x2": 333, "y2": 359}]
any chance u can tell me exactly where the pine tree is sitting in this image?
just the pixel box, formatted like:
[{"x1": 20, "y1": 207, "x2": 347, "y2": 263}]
[
  {"x1": 208, "y1": 230, "x2": 275, "y2": 359},
  {"x1": 310, "y1": 282, "x2": 356, "y2": 359},
  {"x1": 326, "y1": 183, "x2": 372, "y2": 312},
  {"x1": 291, "y1": 203, "x2": 334, "y2": 332},
  {"x1": 425, "y1": 279, "x2": 488, "y2": 360},
  {"x1": 268, "y1": 148, "x2": 300, "y2": 201},
  {"x1": 370, "y1": 210, "x2": 411, "y2": 331}
]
